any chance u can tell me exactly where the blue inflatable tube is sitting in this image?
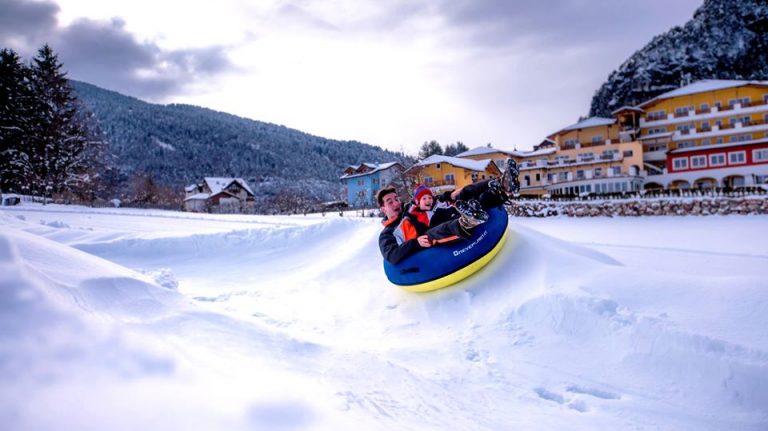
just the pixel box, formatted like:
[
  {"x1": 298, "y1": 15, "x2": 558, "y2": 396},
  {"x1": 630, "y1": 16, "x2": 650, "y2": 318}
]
[{"x1": 383, "y1": 206, "x2": 510, "y2": 292}]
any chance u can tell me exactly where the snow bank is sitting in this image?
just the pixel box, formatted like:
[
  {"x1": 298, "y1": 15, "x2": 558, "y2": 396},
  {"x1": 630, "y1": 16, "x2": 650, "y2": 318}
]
[{"x1": 1, "y1": 205, "x2": 767, "y2": 430}]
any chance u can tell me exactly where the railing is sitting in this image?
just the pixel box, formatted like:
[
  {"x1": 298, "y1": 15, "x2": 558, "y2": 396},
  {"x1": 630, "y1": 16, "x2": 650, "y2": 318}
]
[{"x1": 644, "y1": 98, "x2": 768, "y2": 124}]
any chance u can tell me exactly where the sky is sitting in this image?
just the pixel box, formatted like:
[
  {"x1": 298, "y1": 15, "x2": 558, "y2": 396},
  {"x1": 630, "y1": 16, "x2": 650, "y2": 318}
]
[{"x1": 1, "y1": 0, "x2": 704, "y2": 155}]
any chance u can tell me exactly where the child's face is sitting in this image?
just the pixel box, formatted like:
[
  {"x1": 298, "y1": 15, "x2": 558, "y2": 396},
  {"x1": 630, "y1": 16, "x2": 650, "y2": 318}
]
[{"x1": 418, "y1": 194, "x2": 434, "y2": 211}]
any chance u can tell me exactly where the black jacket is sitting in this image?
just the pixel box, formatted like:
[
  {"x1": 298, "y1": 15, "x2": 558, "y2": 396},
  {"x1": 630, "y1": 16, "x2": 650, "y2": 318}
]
[{"x1": 378, "y1": 213, "x2": 422, "y2": 265}]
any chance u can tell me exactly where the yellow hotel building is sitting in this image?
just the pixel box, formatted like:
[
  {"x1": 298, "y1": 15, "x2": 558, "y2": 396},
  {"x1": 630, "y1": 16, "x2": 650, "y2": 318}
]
[
  {"x1": 637, "y1": 80, "x2": 768, "y2": 189},
  {"x1": 397, "y1": 79, "x2": 768, "y2": 199}
]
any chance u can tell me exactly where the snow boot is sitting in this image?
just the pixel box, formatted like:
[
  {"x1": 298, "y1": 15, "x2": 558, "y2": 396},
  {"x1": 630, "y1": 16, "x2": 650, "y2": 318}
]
[
  {"x1": 501, "y1": 158, "x2": 520, "y2": 194},
  {"x1": 455, "y1": 199, "x2": 489, "y2": 230}
]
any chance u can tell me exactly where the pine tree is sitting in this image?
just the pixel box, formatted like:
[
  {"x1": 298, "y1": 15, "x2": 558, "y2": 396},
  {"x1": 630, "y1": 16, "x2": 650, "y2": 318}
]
[
  {"x1": 444, "y1": 141, "x2": 469, "y2": 156},
  {"x1": 26, "y1": 44, "x2": 102, "y2": 201},
  {"x1": 418, "y1": 140, "x2": 443, "y2": 159},
  {"x1": 0, "y1": 48, "x2": 33, "y2": 193}
]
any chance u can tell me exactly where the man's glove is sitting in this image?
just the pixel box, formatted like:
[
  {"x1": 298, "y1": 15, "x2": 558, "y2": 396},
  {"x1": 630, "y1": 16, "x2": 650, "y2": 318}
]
[{"x1": 437, "y1": 191, "x2": 454, "y2": 203}]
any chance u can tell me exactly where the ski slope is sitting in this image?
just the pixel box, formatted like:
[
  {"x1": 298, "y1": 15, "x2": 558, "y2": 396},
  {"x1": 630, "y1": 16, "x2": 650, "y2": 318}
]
[{"x1": 1, "y1": 204, "x2": 768, "y2": 430}]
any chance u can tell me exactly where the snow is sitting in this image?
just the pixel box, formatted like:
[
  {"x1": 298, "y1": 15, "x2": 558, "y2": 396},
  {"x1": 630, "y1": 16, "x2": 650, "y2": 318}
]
[
  {"x1": 1, "y1": 203, "x2": 768, "y2": 430},
  {"x1": 557, "y1": 117, "x2": 616, "y2": 133}
]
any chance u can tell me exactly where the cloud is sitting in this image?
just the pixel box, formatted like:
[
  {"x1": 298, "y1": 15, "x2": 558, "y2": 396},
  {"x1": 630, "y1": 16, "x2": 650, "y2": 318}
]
[
  {"x1": 0, "y1": 0, "x2": 236, "y2": 99},
  {"x1": 0, "y1": 0, "x2": 59, "y2": 46}
]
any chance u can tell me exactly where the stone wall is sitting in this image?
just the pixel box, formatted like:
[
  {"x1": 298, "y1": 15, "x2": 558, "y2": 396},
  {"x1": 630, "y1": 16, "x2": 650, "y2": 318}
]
[{"x1": 507, "y1": 197, "x2": 768, "y2": 217}]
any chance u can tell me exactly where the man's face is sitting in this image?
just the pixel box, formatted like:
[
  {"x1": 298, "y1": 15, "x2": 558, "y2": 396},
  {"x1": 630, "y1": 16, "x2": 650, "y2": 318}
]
[
  {"x1": 417, "y1": 194, "x2": 433, "y2": 211},
  {"x1": 380, "y1": 192, "x2": 401, "y2": 219}
]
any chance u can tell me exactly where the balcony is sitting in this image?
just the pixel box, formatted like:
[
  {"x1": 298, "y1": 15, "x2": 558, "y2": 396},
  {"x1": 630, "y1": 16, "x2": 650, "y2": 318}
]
[{"x1": 642, "y1": 98, "x2": 768, "y2": 126}]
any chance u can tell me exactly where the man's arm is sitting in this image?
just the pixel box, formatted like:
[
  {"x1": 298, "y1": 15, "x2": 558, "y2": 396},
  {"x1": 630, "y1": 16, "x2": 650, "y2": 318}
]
[{"x1": 379, "y1": 229, "x2": 422, "y2": 265}]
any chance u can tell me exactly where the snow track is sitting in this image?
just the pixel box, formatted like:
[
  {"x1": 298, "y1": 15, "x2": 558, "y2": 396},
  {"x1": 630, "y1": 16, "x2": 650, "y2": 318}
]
[{"x1": 2, "y1": 205, "x2": 768, "y2": 430}]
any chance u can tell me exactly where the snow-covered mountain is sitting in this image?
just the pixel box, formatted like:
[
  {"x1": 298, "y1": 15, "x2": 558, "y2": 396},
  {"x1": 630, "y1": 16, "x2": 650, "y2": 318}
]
[
  {"x1": 590, "y1": 0, "x2": 768, "y2": 116},
  {"x1": 71, "y1": 81, "x2": 412, "y2": 201}
]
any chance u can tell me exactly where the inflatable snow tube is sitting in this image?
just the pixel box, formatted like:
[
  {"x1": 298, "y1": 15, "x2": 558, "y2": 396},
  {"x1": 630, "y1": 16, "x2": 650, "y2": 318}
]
[{"x1": 384, "y1": 206, "x2": 511, "y2": 292}]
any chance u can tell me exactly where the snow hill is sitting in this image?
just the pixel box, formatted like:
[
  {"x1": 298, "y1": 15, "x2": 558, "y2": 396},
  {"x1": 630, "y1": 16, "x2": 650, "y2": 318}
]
[{"x1": 1, "y1": 205, "x2": 768, "y2": 430}]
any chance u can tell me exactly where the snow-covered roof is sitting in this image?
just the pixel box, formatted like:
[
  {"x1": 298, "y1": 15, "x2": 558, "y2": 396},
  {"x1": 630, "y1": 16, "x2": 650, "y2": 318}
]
[
  {"x1": 203, "y1": 177, "x2": 254, "y2": 196},
  {"x1": 611, "y1": 106, "x2": 645, "y2": 115},
  {"x1": 553, "y1": 117, "x2": 616, "y2": 135},
  {"x1": 638, "y1": 132, "x2": 675, "y2": 141},
  {"x1": 456, "y1": 146, "x2": 514, "y2": 157},
  {"x1": 184, "y1": 184, "x2": 197, "y2": 193},
  {"x1": 518, "y1": 147, "x2": 558, "y2": 158},
  {"x1": 339, "y1": 162, "x2": 401, "y2": 180},
  {"x1": 411, "y1": 154, "x2": 496, "y2": 172},
  {"x1": 184, "y1": 193, "x2": 210, "y2": 201},
  {"x1": 639, "y1": 80, "x2": 768, "y2": 108}
]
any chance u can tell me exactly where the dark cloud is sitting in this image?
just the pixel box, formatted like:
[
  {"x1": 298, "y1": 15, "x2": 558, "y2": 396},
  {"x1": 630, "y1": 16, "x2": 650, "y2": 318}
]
[
  {"x1": 0, "y1": 0, "x2": 235, "y2": 99},
  {"x1": 0, "y1": 0, "x2": 59, "y2": 48}
]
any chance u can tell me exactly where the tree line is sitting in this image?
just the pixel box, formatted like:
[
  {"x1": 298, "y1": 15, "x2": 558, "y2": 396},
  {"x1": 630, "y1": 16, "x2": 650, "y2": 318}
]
[
  {"x1": 0, "y1": 45, "x2": 109, "y2": 202},
  {"x1": 417, "y1": 140, "x2": 471, "y2": 159}
]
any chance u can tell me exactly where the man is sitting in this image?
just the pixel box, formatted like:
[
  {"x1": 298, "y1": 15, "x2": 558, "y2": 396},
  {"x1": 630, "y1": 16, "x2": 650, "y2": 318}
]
[{"x1": 378, "y1": 158, "x2": 519, "y2": 265}]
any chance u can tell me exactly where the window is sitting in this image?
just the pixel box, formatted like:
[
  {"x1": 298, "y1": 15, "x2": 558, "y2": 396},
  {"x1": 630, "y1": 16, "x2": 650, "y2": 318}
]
[
  {"x1": 691, "y1": 155, "x2": 707, "y2": 168},
  {"x1": 702, "y1": 139, "x2": 711, "y2": 146},
  {"x1": 764, "y1": 94, "x2": 768, "y2": 104},
  {"x1": 754, "y1": 149, "x2": 768, "y2": 162},
  {"x1": 729, "y1": 151, "x2": 746, "y2": 165},
  {"x1": 594, "y1": 168, "x2": 603, "y2": 177},
  {"x1": 729, "y1": 97, "x2": 750, "y2": 107},
  {"x1": 435, "y1": 163, "x2": 441, "y2": 169},
  {"x1": 623, "y1": 150, "x2": 633, "y2": 157},
  {"x1": 648, "y1": 127, "x2": 667, "y2": 135},
  {"x1": 647, "y1": 110, "x2": 666, "y2": 121},
  {"x1": 677, "y1": 141, "x2": 694, "y2": 149},
  {"x1": 700, "y1": 103, "x2": 710, "y2": 112},
  {"x1": 716, "y1": 137, "x2": 724, "y2": 144},
  {"x1": 424, "y1": 176, "x2": 433, "y2": 185},
  {"x1": 731, "y1": 116, "x2": 751, "y2": 126},
  {"x1": 612, "y1": 166, "x2": 622, "y2": 176},
  {"x1": 444, "y1": 173, "x2": 455, "y2": 184},
  {"x1": 675, "y1": 106, "x2": 693, "y2": 116},
  {"x1": 731, "y1": 135, "x2": 752, "y2": 143},
  {"x1": 709, "y1": 153, "x2": 726, "y2": 167},
  {"x1": 591, "y1": 135, "x2": 603, "y2": 144},
  {"x1": 523, "y1": 175, "x2": 530, "y2": 186},
  {"x1": 673, "y1": 158, "x2": 688, "y2": 170},
  {"x1": 564, "y1": 138, "x2": 579, "y2": 147},
  {"x1": 701, "y1": 121, "x2": 710, "y2": 130},
  {"x1": 576, "y1": 170, "x2": 585, "y2": 180}
]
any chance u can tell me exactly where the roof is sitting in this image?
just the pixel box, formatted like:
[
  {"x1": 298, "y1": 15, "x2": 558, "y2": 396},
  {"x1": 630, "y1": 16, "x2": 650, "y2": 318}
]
[
  {"x1": 410, "y1": 154, "x2": 496, "y2": 172},
  {"x1": 456, "y1": 146, "x2": 516, "y2": 157},
  {"x1": 184, "y1": 193, "x2": 210, "y2": 201},
  {"x1": 611, "y1": 106, "x2": 645, "y2": 115},
  {"x1": 638, "y1": 132, "x2": 675, "y2": 141},
  {"x1": 203, "y1": 177, "x2": 255, "y2": 196},
  {"x1": 639, "y1": 79, "x2": 768, "y2": 108},
  {"x1": 552, "y1": 117, "x2": 616, "y2": 136},
  {"x1": 518, "y1": 147, "x2": 558, "y2": 158},
  {"x1": 339, "y1": 162, "x2": 401, "y2": 180}
]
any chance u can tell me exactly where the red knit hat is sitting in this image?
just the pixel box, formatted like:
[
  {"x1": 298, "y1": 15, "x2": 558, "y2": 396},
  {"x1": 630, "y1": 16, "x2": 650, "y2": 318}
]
[{"x1": 413, "y1": 184, "x2": 433, "y2": 203}]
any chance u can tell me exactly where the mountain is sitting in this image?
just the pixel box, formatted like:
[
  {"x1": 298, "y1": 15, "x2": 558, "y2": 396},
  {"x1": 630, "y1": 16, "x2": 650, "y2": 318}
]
[
  {"x1": 590, "y1": 0, "x2": 768, "y2": 117},
  {"x1": 71, "y1": 80, "x2": 411, "y2": 203}
]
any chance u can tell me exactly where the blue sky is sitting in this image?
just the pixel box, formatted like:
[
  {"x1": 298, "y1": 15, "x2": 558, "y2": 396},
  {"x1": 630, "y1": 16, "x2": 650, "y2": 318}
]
[{"x1": 1, "y1": 0, "x2": 703, "y2": 154}]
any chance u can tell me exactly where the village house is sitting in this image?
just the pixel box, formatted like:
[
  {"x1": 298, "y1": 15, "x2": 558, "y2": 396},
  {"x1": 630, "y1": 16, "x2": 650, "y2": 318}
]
[
  {"x1": 405, "y1": 154, "x2": 502, "y2": 193},
  {"x1": 183, "y1": 177, "x2": 256, "y2": 213},
  {"x1": 339, "y1": 162, "x2": 404, "y2": 207}
]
